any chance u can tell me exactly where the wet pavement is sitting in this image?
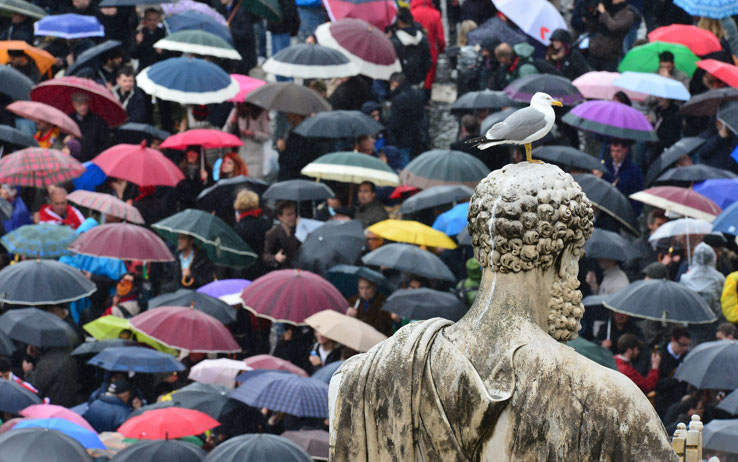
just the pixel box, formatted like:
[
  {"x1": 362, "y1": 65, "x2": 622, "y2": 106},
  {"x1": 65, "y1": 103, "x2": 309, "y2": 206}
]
[{"x1": 429, "y1": 53, "x2": 459, "y2": 150}]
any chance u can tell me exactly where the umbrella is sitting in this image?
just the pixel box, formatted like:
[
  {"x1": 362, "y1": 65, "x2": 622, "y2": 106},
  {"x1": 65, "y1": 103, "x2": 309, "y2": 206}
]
[
  {"x1": 325, "y1": 264, "x2": 395, "y2": 298},
  {"x1": 293, "y1": 110, "x2": 383, "y2": 138},
  {"x1": 381, "y1": 288, "x2": 467, "y2": 322},
  {"x1": 369, "y1": 219, "x2": 458, "y2": 249},
  {"x1": 1, "y1": 223, "x2": 75, "y2": 258},
  {"x1": 0, "y1": 124, "x2": 38, "y2": 149},
  {"x1": 0, "y1": 260, "x2": 96, "y2": 305},
  {"x1": 0, "y1": 307, "x2": 78, "y2": 347},
  {"x1": 34, "y1": 13, "x2": 104, "y2": 39},
  {"x1": 66, "y1": 40, "x2": 123, "y2": 77},
  {"x1": 680, "y1": 88, "x2": 738, "y2": 116},
  {"x1": 82, "y1": 315, "x2": 177, "y2": 355},
  {"x1": 694, "y1": 179, "x2": 738, "y2": 209},
  {"x1": 188, "y1": 358, "x2": 250, "y2": 388},
  {"x1": 227, "y1": 74, "x2": 266, "y2": 103},
  {"x1": 0, "y1": 0, "x2": 46, "y2": 19},
  {"x1": 262, "y1": 179, "x2": 334, "y2": 202},
  {"x1": 698, "y1": 59, "x2": 738, "y2": 87},
  {"x1": 6, "y1": 101, "x2": 81, "y2": 137},
  {"x1": 117, "y1": 407, "x2": 220, "y2": 440},
  {"x1": 163, "y1": 383, "x2": 234, "y2": 420},
  {"x1": 504, "y1": 73, "x2": 584, "y2": 105},
  {"x1": 647, "y1": 217, "x2": 712, "y2": 242},
  {"x1": 301, "y1": 151, "x2": 400, "y2": 186},
  {"x1": 263, "y1": 43, "x2": 358, "y2": 79},
  {"x1": 110, "y1": 439, "x2": 206, "y2": 462},
  {"x1": 154, "y1": 29, "x2": 240, "y2": 60},
  {"x1": 466, "y1": 16, "x2": 527, "y2": 47},
  {"x1": 584, "y1": 228, "x2": 639, "y2": 262},
  {"x1": 0, "y1": 147, "x2": 85, "y2": 187},
  {"x1": 245, "y1": 82, "x2": 331, "y2": 115},
  {"x1": 0, "y1": 380, "x2": 42, "y2": 413},
  {"x1": 719, "y1": 100, "x2": 738, "y2": 134},
  {"x1": 0, "y1": 65, "x2": 32, "y2": 101},
  {"x1": 710, "y1": 201, "x2": 738, "y2": 235},
  {"x1": 93, "y1": 142, "x2": 184, "y2": 187},
  {"x1": 164, "y1": 11, "x2": 233, "y2": 45},
  {"x1": 604, "y1": 279, "x2": 716, "y2": 323},
  {"x1": 562, "y1": 100, "x2": 657, "y2": 142},
  {"x1": 130, "y1": 306, "x2": 241, "y2": 353},
  {"x1": 14, "y1": 419, "x2": 104, "y2": 449},
  {"x1": 323, "y1": 0, "x2": 397, "y2": 31},
  {"x1": 0, "y1": 41, "x2": 55, "y2": 75},
  {"x1": 70, "y1": 339, "x2": 141, "y2": 356},
  {"x1": 0, "y1": 428, "x2": 92, "y2": 462},
  {"x1": 431, "y1": 202, "x2": 469, "y2": 237},
  {"x1": 230, "y1": 370, "x2": 329, "y2": 418},
  {"x1": 161, "y1": 0, "x2": 227, "y2": 24},
  {"x1": 116, "y1": 123, "x2": 171, "y2": 143},
  {"x1": 398, "y1": 185, "x2": 474, "y2": 215},
  {"x1": 618, "y1": 41, "x2": 699, "y2": 77},
  {"x1": 148, "y1": 289, "x2": 236, "y2": 324},
  {"x1": 281, "y1": 430, "x2": 329, "y2": 461},
  {"x1": 673, "y1": 0, "x2": 738, "y2": 19},
  {"x1": 197, "y1": 278, "x2": 251, "y2": 302},
  {"x1": 450, "y1": 89, "x2": 512, "y2": 112},
  {"x1": 630, "y1": 186, "x2": 721, "y2": 222},
  {"x1": 295, "y1": 220, "x2": 366, "y2": 274},
  {"x1": 88, "y1": 346, "x2": 185, "y2": 373},
  {"x1": 68, "y1": 223, "x2": 174, "y2": 262},
  {"x1": 613, "y1": 71, "x2": 690, "y2": 101},
  {"x1": 137, "y1": 57, "x2": 239, "y2": 105},
  {"x1": 400, "y1": 149, "x2": 489, "y2": 189},
  {"x1": 67, "y1": 190, "x2": 145, "y2": 224},
  {"x1": 491, "y1": 0, "x2": 566, "y2": 45},
  {"x1": 674, "y1": 340, "x2": 738, "y2": 389},
  {"x1": 655, "y1": 165, "x2": 738, "y2": 184},
  {"x1": 645, "y1": 137, "x2": 706, "y2": 185},
  {"x1": 566, "y1": 337, "x2": 617, "y2": 370},
  {"x1": 31, "y1": 76, "x2": 127, "y2": 127},
  {"x1": 571, "y1": 71, "x2": 647, "y2": 101},
  {"x1": 204, "y1": 433, "x2": 312, "y2": 462},
  {"x1": 0, "y1": 329, "x2": 16, "y2": 356},
  {"x1": 19, "y1": 405, "x2": 94, "y2": 432},
  {"x1": 314, "y1": 18, "x2": 401, "y2": 80},
  {"x1": 648, "y1": 25, "x2": 722, "y2": 56},
  {"x1": 73, "y1": 161, "x2": 106, "y2": 191},
  {"x1": 197, "y1": 176, "x2": 269, "y2": 221},
  {"x1": 719, "y1": 388, "x2": 738, "y2": 415},
  {"x1": 310, "y1": 360, "x2": 343, "y2": 384},
  {"x1": 241, "y1": 269, "x2": 349, "y2": 325},
  {"x1": 576, "y1": 174, "x2": 640, "y2": 236},
  {"x1": 702, "y1": 419, "x2": 738, "y2": 453},
  {"x1": 362, "y1": 243, "x2": 455, "y2": 281},
  {"x1": 531, "y1": 145, "x2": 604, "y2": 172},
  {"x1": 153, "y1": 208, "x2": 257, "y2": 268},
  {"x1": 304, "y1": 309, "x2": 387, "y2": 352},
  {"x1": 160, "y1": 129, "x2": 242, "y2": 150},
  {"x1": 242, "y1": 354, "x2": 309, "y2": 377}
]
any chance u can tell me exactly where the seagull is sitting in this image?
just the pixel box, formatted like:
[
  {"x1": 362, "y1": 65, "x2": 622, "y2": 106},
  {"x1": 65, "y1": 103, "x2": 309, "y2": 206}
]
[{"x1": 466, "y1": 92, "x2": 563, "y2": 163}]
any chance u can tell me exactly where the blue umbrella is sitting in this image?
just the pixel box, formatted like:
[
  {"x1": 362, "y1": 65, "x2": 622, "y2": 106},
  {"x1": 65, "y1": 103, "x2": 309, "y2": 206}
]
[
  {"x1": 694, "y1": 178, "x2": 738, "y2": 209},
  {"x1": 673, "y1": 0, "x2": 738, "y2": 19},
  {"x1": 432, "y1": 202, "x2": 469, "y2": 236},
  {"x1": 613, "y1": 72, "x2": 690, "y2": 101},
  {"x1": 311, "y1": 360, "x2": 344, "y2": 384},
  {"x1": 713, "y1": 200, "x2": 738, "y2": 235},
  {"x1": 72, "y1": 161, "x2": 106, "y2": 191},
  {"x1": 88, "y1": 346, "x2": 184, "y2": 373},
  {"x1": 164, "y1": 11, "x2": 233, "y2": 45},
  {"x1": 14, "y1": 419, "x2": 105, "y2": 450},
  {"x1": 136, "y1": 56, "x2": 239, "y2": 105},
  {"x1": 0, "y1": 223, "x2": 75, "y2": 258},
  {"x1": 325, "y1": 264, "x2": 395, "y2": 298},
  {"x1": 33, "y1": 14, "x2": 105, "y2": 39},
  {"x1": 230, "y1": 370, "x2": 329, "y2": 418}
]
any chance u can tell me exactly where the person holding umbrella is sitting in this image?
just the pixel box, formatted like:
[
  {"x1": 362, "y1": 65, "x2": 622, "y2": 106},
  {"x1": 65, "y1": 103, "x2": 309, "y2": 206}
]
[
  {"x1": 223, "y1": 102, "x2": 272, "y2": 179},
  {"x1": 162, "y1": 234, "x2": 215, "y2": 291},
  {"x1": 82, "y1": 378, "x2": 135, "y2": 433},
  {"x1": 71, "y1": 92, "x2": 111, "y2": 162},
  {"x1": 307, "y1": 332, "x2": 341, "y2": 374},
  {"x1": 353, "y1": 181, "x2": 388, "y2": 228},
  {"x1": 233, "y1": 189, "x2": 270, "y2": 279},
  {"x1": 601, "y1": 138, "x2": 644, "y2": 212},
  {"x1": 346, "y1": 277, "x2": 392, "y2": 336},
  {"x1": 263, "y1": 201, "x2": 301, "y2": 269}
]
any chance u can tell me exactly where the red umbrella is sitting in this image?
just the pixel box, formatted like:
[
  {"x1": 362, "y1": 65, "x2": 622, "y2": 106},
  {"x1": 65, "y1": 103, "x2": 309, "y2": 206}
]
[
  {"x1": 240, "y1": 269, "x2": 348, "y2": 325},
  {"x1": 68, "y1": 223, "x2": 174, "y2": 262},
  {"x1": 389, "y1": 184, "x2": 420, "y2": 199},
  {"x1": 629, "y1": 186, "x2": 722, "y2": 222},
  {"x1": 242, "y1": 354, "x2": 309, "y2": 377},
  {"x1": 648, "y1": 25, "x2": 722, "y2": 56},
  {"x1": 0, "y1": 147, "x2": 85, "y2": 187},
  {"x1": 93, "y1": 141, "x2": 185, "y2": 187},
  {"x1": 67, "y1": 190, "x2": 145, "y2": 224},
  {"x1": 697, "y1": 59, "x2": 738, "y2": 87},
  {"x1": 159, "y1": 129, "x2": 243, "y2": 150},
  {"x1": 323, "y1": 0, "x2": 397, "y2": 32},
  {"x1": 130, "y1": 306, "x2": 241, "y2": 353},
  {"x1": 117, "y1": 407, "x2": 219, "y2": 440},
  {"x1": 6, "y1": 101, "x2": 81, "y2": 137},
  {"x1": 30, "y1": 76, "x2": 127, "y2": 127}
]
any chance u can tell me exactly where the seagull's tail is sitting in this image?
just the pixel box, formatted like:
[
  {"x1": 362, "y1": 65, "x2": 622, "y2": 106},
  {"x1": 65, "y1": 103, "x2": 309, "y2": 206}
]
[{"x1": 465, "y1": 137, "x2": 505, "y2": 150}]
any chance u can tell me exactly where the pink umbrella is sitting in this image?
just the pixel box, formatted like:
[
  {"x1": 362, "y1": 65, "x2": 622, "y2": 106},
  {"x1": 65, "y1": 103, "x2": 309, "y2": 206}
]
[
  {"x1": 572, "y1": 71, "x2": 648, "y2": 102},
  {"x1": 20, "y1": 404, "x2": 95, "y2": 432},
  {"x1": 227, "y1": 74, "x2": 266, "y2": 103},
  {"x1": 160, "y1": 129, "x2": 243, "y2": 150},
  {"x1": 188, "y1": 358, "x2": 251, "y2": 388},
  {"x1": 93, "y1": 141, "x2": 184, "y2": 187},
  {"x1": 6, "y1": 101, "x2": 81, "y2": 137},
  {"x1": 242, "y1": 354, "x2": 309, "y2": 378},
  {"x1": 68, "y1": 223, "x2": 175, "y2": 262},
  {"x1": 67, "y1": 190, "x2": 145, "y2": 224},
  {"x1": 31, "y1": 76, "x2": 127, "y2": 127}
]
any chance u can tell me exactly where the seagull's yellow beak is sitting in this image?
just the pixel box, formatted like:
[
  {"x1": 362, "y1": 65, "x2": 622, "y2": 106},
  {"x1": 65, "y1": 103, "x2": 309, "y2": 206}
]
[{"x1": 551, "y1": 100, "x2": 563, "y2": 107}]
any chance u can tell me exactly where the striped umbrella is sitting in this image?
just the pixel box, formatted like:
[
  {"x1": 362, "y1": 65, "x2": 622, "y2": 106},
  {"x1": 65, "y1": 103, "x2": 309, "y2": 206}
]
[
  {"x1": 0, "y1": 223, "x2": 75, "y2": 258},
  {"x1": 153, "y1": 29, "x2": 241, "y2": 60},
  {"x1": 0, "y1": 147, "x2": 85, "y2": 187},
  {"x1": 67, "y1": 190, "x2": 145, "y2": 224},
  {"x1": 301, "y1": 151, "x2": 400, "y2": 186},
  {"x1": 230, "y1": 370, "x2": 329, "y2": 418},
  {"x1": 263, "y1": 44, "x2": 358, "y2": 79}
]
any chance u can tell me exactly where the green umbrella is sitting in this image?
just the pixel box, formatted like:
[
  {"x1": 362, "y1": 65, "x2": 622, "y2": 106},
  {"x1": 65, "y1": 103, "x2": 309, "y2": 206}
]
[
  {"x1": 567, "y1": 337, "x2": 617, "y2": 370},
  {"x1": 239, "y1": 0, "x2": 281, "y2": 23},
  {"x1": 154, "y1": 29, "x2": 242, "y2": 60},
  {"x1": 301, "y1": 151, "x2": 400, "y2": 186},
  {"x1": 152, "y1": 209, "x2": 257, "y2": 268},
  {"x1": 0, "y1": 0, "x2": 46, "y2": 20},
  {"x1": 618, "y1": 41, "x2": 699, "y2": 77},
  {"x1": 0, "y1": 224, "x2": 75, "y2": 259}
]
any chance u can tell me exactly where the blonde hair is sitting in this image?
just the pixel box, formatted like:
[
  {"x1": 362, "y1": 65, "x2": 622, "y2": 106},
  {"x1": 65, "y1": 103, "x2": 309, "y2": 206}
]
[
  {"x1": 234, "y1": 189, "x2": 259, "y2": 212},
  {"x1": 458, "y1": 20, "x2": 478, "y2": 47},
  {"x1": 698, "y1": 17, "x2": 726, "y2": 39}
]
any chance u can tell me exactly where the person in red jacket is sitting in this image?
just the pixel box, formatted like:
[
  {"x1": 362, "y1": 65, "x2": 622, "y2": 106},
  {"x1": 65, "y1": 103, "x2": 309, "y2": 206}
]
[
  {"x1": 37, "y1": 187, "x2": 85, "y2": 230},
  {"x1": 614, "y1": 333, "x2": 661, "y2": 394},
  {"x1": 410, "y1": 0, "x2": 445, "y2": 91}
]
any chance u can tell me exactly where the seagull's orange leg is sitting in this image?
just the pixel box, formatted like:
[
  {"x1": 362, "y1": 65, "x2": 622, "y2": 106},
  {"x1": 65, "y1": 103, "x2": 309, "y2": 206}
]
[{"x1": 525, "y1": 143, "x2": 542, "y2": 163}]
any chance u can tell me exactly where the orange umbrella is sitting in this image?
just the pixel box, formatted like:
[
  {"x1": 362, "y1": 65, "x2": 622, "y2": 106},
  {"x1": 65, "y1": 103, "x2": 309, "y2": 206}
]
[{"x1": 0, "y1": 41, "x2": 55, "y2": 75}]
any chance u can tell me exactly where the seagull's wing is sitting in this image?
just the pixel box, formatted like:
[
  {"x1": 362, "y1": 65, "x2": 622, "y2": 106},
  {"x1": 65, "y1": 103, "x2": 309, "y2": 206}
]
[{"x1": 485, "y1": 107, "x2": 548, "y2": 142}]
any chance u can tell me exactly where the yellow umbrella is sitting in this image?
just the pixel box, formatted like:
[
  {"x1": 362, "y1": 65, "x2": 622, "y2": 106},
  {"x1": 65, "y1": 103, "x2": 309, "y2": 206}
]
[
  {"x1": 0, "y1": 41, "x2": 55, "y2": 75},
  {"x1": 304, "y1": 310, "x2": 386, "y2": 352},
  {"x1": 83, "y1": 315, "x2": 177, "y2": 355},
  {"x1": 368, "y1": 219, "x2": 457, "y2": 249}
]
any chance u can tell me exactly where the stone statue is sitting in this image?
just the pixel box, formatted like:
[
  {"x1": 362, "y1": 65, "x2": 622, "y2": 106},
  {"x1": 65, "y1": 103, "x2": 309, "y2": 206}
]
[{"x1": 328, "y1": 163, "x2": 678, "y2": 461}]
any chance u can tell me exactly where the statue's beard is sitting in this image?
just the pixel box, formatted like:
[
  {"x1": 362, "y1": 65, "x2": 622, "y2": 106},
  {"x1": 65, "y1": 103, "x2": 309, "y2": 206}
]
[{"x1": 547, "y1": 271, "x2": 585, "y2": 343}]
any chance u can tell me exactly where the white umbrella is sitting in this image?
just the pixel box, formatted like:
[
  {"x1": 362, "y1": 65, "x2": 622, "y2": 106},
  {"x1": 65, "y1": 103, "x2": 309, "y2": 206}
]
[
  {"x1": 491, "y1": 0, "x2": 567, "y2": 45},
  {"x1": 188, "y1": 358, "x2": 251, "y2": 388}
]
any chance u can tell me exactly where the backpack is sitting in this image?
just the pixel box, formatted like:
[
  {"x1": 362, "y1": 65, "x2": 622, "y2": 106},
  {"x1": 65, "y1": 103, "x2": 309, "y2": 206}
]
[{"x1": 393, "y1": 28, "x2": 432, "y2": 85}]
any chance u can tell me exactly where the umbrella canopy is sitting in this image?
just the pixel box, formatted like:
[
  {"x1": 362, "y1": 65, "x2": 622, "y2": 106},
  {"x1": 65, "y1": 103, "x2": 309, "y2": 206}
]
[
  {"x1": 263, "y1": 43, "x2": 358, "y2": 79},
  {"x1": 301, "y1": 151, "x2": 399, "y2": 186},
  {"x1": 718, "y1": 388, "x2": 738, "y2": 415},
  {"x1": 680, "y1": 88, "x2": 738, "y2": 116},
  {"x1": 70, "y1": 339, "x2": 141, "y2": 356},
  {"x1": 197, "y1": 175, "x2": 269, "y2": 210},
  {"x1": 467, "y1": 16, "x2": 526, "y2": 47},
  {"x1": 118, "y1": 407, "x2": 220, "y2": 440},
  {"x1": 20, "y1": 405, "x2": 94, "y2": 432},
  {"x1": 400, "y1": 149, "x2": 490, "y2": 189},
  {"x1": 572, "y1": 173, "x2": 639, "y2": 236},
  {"x1": 674, "y1": 340, "x2": 738, "y2": 389},
  {"x1": 431, "y1": 202, "x2": 469, "y2": 236},
  {"x1": 323, "y1": 0, "x2": 397, "y2": 31},
  {"x1": 450, "y1": 89, "x2": 512, "y2": 112},
  {"x1": 647, "y1": 217, "x2": 712, "y2": 242},
  {"x1": 188, "y1": 358, "x2": 250, "y2": 388},
  {"x1": 116, "y1": 123, "x2": 171, "y2": 144},
  {"x1": 93, "y1": 142, "x2": 184, "y2": 187},
  {"x1": 148, "y1": 289, "x2": 236, "y2": 325},
  {"x1": 241, "y1": 269, "x2": 348, "y2": 325},
  {"x1": 0, "y1": 124, "x2": 37, "y2": 149},
  {"x1": 262, "y1": 179, "x2": 334, "y2": 202},
  {"x1": 531, "y1": 145, "x2": 604, "y2": 172},
  {"x1": 67, "y1": 190, "x2": 144, "y2": 224},
  {"x1": 0, "y1": 329, "x2": 16, "y2": 356},
  {"x1": 162, "y1": 383, "x2": 233, "y2": 420},
  {"x1": 655, "y1": 164, "x2": 738, "y2": 184},
  {"x1": 130, "y1": 306, "x2": 241, "y2": 353},
  {"x1": 0, "y1": 41, "x2": 55, "y2": 76},
  {"x1": 491, "y1": 0, "x2": 566, "y2": 45},
  {"x1": 137, "y1": 57, "x2": 239, "y2": 105},
  {"x1": 567, "y1": 337, "x2": 617, "y2": 370},
  {"x1": 673, "y1": 0, "x2": 738, "y2": 18},
  {"x1": 0, "y1": 64, "x2": 32, "y2": 101},
  {"x1": 14, "y1": 419, "x2": 104, "y2": 449},
  {"x1": 197, "y1": 278, "x2": 251, "y2": 303},
  {"x1": 230, "y1": 370, "x2": 329, "y2": 418},
  {"x1": 227, "y1": 74, "x2": 267, "y2": 103},
  {"x1": 618, "y1": 41, "x2": 699, "y2": 76},
  {"x1": 718, "y1": 100, "x2": 738, "y2": 134},
  {"x1": 694, "y1": 178, "x2": 738, "y2": 209},
  {"x1": 281, "y1": 430, "x2": 329, "y2": 461},
  {"x1": 0, "y1": 379, "x2": 42, "y2": 413},
  {"x1": 311, "y1": 360, "x2": 343, "y2": 383},
  {"x1": 0, "y1": 307, "x2": 78, "y2": 347},
  {"x1": 702, "y1": 419, "x2": 738, "y2": 454},
  {"x1": 645, "y1": 137, "x2": 706, "y2": 185},
  {"x1": 31, "y1": 76, "x2": 127, "y2": 127},
  {"x1": 304, "y1": 309, "x2": 386, "y2": 352},
  {"x1": 630, "y1": 186, "x2": 721, "y2": 222},
  {"x1": 242, "y1": 354, "x2": 309, "y2": 377},
  {"x1": 648, "y1": 25, "x2": 722, "y2": 56},
  {"x1": 34, "y1": 13, "x2": 104, "y2": 39},
  {"x1": 504, "y1": 73, "x2": 584, "y2": 105},
  {"x1": 562, "y1": 100, "x2": 657, "y2": 142},
  {"x1": 204, "y1": 433, "x2": 312, "y2": 462},
  {"x1": 0, "y1": 0, "x2": 46, "y2": 19},
  {"x1": 0, "y1": 147, "x2": 84, "y2": 187},
  {"x1": 245, "y1": 82, "x2": 331, "y2": 115},
  {"x1": 161, "y1": 0, "x2": 227, "y2": 24},
  {"x1": 398, "y1": 185, "x2": 473, "y2": 215},
  {"x1": 369, "y1": 219, "x2": 457, "y2": 249},
  {"x1": 381, "y1": 288, "x2": 467, "y2": 322},
  {"x1": 0, "y1": 428, "x2": 92, "y2": 462},
  {"x1": 362, "y1": 242, "x2": 455, "y2": 281},
  {"x1": 0, "y1": 260, "x2": 96, "y2": 305},
  {"x1": 613, "y1": 71, "x2": 690, "y2": 101},
  {"x1": 82, "y1": 315, "x2": 177, "y2": 355},
  {"x1": 68, "y1": 223, "x2": 174, "y2": 262},
  {"x1": 571, "y1": 71, "x2": 647, "y2": 101},
  {"x1": 6, "y1": 101, "x2": 81, "y2": 137},
  {"x1": 706, "y1": 201, "x2": 738, "y2": 234},
  {"x1": 293, "y1": 110, "x2": 383, "y2": 138},
  {"x1": 88, "y1": 346, "x2": 185, "y2": 373},
  {"x1": 295, "y1": 220, "x2": 366, "y2": 275},
  {"x1": 154, "y1": 29, "x2": 240, "y2": 60},
  {"x1": 111, "y1": 439, "x2": 206, "y2": 462},
  {"x1": 160, "y1": 129, "x2": 242, "y2": 150},
  {"x1": 315, "y1": 18, "x2": 401, "y2": 80},
  {"x1": 604, "y1": 279, "x2": 716, "y2": 323},
  {"x1": 698, "y1": 59, "x2": 738, "y2": 87},
  {"x1": 163, "y1": 11, "x2": 233, "y2": 44},
  {"x1": 0, "y1": 224, "x2": 74, "y2": 258},
  {"x1": 153, "y1": 209, "x2": 257, "y2": 268},
  {"x1": 66, "y1": 40, "x2": 122, "y2": 77},
  {"x1": 584, "y1": 228, "x2": 639, "y2": 262},
  {"x1": 325, "y1": 264, "x2": 395, "y2": 298}
]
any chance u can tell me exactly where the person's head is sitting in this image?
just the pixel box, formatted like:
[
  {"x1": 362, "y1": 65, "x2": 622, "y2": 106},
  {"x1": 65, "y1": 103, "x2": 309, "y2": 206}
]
[
  {"x1": 658, "y1": 51, "x2": 675, "y2": 75},
  {"x1": 315, "y1": 332, "x2": 334, "y2": 347},
  {"x1": 72, "y1": 0, "x2": 90, "y2": 10},
  {"x1": 703, "y1": 72, "x2": 727, "y2": 90},
  {"x1": 102, "y1": 49, "x2": 123, "y2": 69},
  {"x1": 0, "y1": 184, "x2": 17, "y2": 201},
  {"x1": 10, "y1": 13, "x2": 26, "y2": 24},
  {"x1": 191, "y1": 105, "x2": 208, "y2": 122},
  {"x1": 357, "y1": 277, "x2": 378, "y2": 301},
  {"x1": 107, "y1": 378, "x2": 132, "y2": 403},
  {"x1": 275, "y1": 201, "x2": 297, "y2": 227},
  {"x1": 185, "y1": 147, "x2": 200, "y2": 165},
  {"x1": 460, "y1": 114, "x2": 480, "y2": 137},
  {"x1": 49, "y1": 187, "x2": 68, "y2": 217},
  {"x1": 220, "y1": 152, "x2": 247, "y2": 178},
  {"x1": 467, "y1": 163, "x2": 594, "y2": 342},
  {"x1": 617, "y1": 333, "x2": 643, "y2": 360},
  {"x1": 494, "y1": 43, "x2": 515, "y2": 67},
  {"x1": 286, "y1": 112, "x2": 306, "y2": 127},
  {"x1": 716, "y1": 322, "x2": 738, "y2": 340},
  {"x1": 680, "y1": 395, "x2": 705, "y2": 418},
  {"x1": 642, "y1": 262, "x2": 669, "y2": 280},
  {"x1": 357, "y1": 181, "x2": 377, "y2": 205},
  {"x1": 116, "y1": 66, "x2": 135, "y2": 93},
  {"x1": 71, "y1": 92, "x2": 90, "y2": 117},
  {"x1": 364, "y1": 229, "x2": 384, "y2": 251},
  {"x1": 612, "y1": 311, "x2": 630, "y2": 327},
  {"x1": 142, "y1": 8, "x2": 161, "y2": 31},
  {"x1": 479, "y1": 37, "x2": 500, "y2": 58},
  {"x1": 647, "y1": 209, "x2": 667, "y2": 234},
  {"x1": 697, "y1": 16, "x2": 726, "y2": 39},
  {"x1": 597, "y1": 258, "x2": 619, "y2": 271},
  {"x1": 396, "y1": 7, "x2": 413, "y2": 27},
  {"x1": 234, "y1": 189, "x2": 259, "y2": 213},
  {"x1": 355, "y1": 135, "x2": 376, "y2": 155},
  {"x1": 177, "y1": 234, "x2": 195, "y2": 252},
  {"x1": 7, "y1": 49, "x2": 29, "y2": 67},
  {"x1": 360, "y1": 101, "x2": 381, "y2": 121},
  {"x1": 0, "y1": 356, "x2": 11, "y2": 380},
  {"x1": 388, "y1": 72, "x2": 406, "y2": 91},
  {"x1": 609, "y1": 139, "x2": 631, "y2": 164},
  {"x1": 612, "y1": 91, "x2": 632, "y2": 106},
  {"x1": 408, "y1": 276, "x2": 429, "y2": 289},
  {"x1": 116, "y1": 272, "x2": 137, "y2": 298},
  {"x1": 669, "y1": 326, "x2": 691, "y2": 356},
  {"x1": 457, "y1": 20, "x2": 478, "y2": 47}
]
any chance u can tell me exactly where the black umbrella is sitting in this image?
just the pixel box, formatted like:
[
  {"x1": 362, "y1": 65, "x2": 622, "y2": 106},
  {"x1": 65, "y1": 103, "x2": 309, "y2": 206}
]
[
  {"x1": 718, "y1": 387, "x2": 738, "y2": 415},
  {"x1": 450, "y1": 90, "x2": 512, "y2": 112},
  {"x1": 262, "y1": 179, "x2": 334, "y2": 202},
  {"x1": 702, "y1": 419, "x2": 738, "y2": 454},
  {"x1": 0, "y1": 328, "x2": 16, "y2": 356},
  {"x1": 382, "y1": 288, "x2": 467, "y2": 322},
  {"x1": 204, "y1": 433, "x2": 312, "y2": 462},
  {"x1": 148, "y1": 289, "x2": 237, "y2": 324},
  {"x1": 398, "y1": 185, "x2": 474, "y2": 215},
  {"x1": 325, "y1": 264, "x2": 395, "y2": 298},
  {"x1": 0, "y1": 428, "x2": 91, "y2": 462},
  {"x1": 362, "y1": 243, "x2": 456, "y2": 282},
  {"x1": 718, "y1": 100, "x2": 738, "y2": 135},
  {"x1": 263, "y1": 44, "x2": 355, "y2": 79},
  {"x1": 466, "y1": 16, "x2": 527, "y2": 47},
  {"x1": 296, "y1": 220, "x2": 365, "y2": 275},
  {"x1": 0, "y1": 124, "x2": 39, "y2": 150},
  {"x1": 66, "y1": 40, "x2": 122, "y2": 77},
  {"x1": 70, "y1": 339, "x2": 142, "y2": 356},
  {"x1": 532, "y1": 145, "x2": 604, "y2": 172},
  {"x1": 0, "y1": 307, "x2": 78, "y2": 347},
  {"x1": 169, "y1": 382, "x2": 233, "y2": 420},
  {"x1": 0, "y1": 65, "x2": 33, "y2": 101},
  {"x1": 116, "y1": 123, "x2": 171, "y2": 144},
  {"x1": 197, "y1": 176, "x2": 269, "y2": 217},
  {"x1": 572, "y1": 173, "x2": 639, "y2": 236},
  {"x1": 603, "y1": 279, "x2": 716, "y2": 323},
  {"x1": 112, "y1": 439, "x2": 207, "y2": 462},
  {"x1": 0, "y1": 0, "x2": 47, "y2": 19},
  {"x1": 504, "y1": 73, "x2": 584, "y2": 105},
  {"x1": 245, "y1": 82, "x2": 331, "y2": 115},
  {"x1": 480, "y1": 107, "x2": 517, "y2": 135},
  {"x1": 0, "y1": 379, "x2": 42, "y2": 413},
  {"x1": 0, "y1": 259, "x2": 96, "y2": 305},
  {"x1": 674, "y1": 340, "x2": 738, "y2": 390},
  {"x1": 680, "y1": 87, "x2": 738, "y2": 117},
  {"x1": 99, "y1": 0, "x2": 164, "y2": 5},
  {"x1": 584, "y1": 228, "x2": 639, "y2": 262},
  {"x1": 645, "y1": 137, "x2": 705, "y2": 185},
  {"x1": 293, "y1": 110, "x2": 383, "y2": 138},
  {"x1": 655, "y1": 165, "x2": 738, "y2": 184}
]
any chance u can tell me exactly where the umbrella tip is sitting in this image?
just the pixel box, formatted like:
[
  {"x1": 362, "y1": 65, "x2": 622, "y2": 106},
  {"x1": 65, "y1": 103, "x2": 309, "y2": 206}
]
[
  {"x1": 140, "y1": 139, "x2": 147, "y2": 149},
  {"x1": 190, "y1": 301, "x2": 195, "y2": 309}
]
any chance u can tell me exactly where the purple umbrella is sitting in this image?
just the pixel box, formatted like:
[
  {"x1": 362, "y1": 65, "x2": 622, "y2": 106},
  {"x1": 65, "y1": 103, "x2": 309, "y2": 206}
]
[
  {"x1": 561, "y1": 100, "x2": 658, "y2": 142},
  {"x1": 162, "y1": 0, "x2": 227, "y2": 25},
  {"x1": 197, "y1": 279, "x2": 251, "y2": 299}
]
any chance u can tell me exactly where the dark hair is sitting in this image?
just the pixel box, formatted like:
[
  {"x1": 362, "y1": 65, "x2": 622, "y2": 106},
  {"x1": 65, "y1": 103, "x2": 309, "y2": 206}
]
[
  {"x1": 670, "y1": 326, "x2": 690, "y2": 341},
  {"x1": 613, "y1": 90, "x2": 632, "y2": 106},
  {"x1": 617, "y1": 333, "x2": 643, "y2": 354},
  {"x1": 717, "y1": 322, "x2": 738, "y2": 339},
  {"x1": 658, "y1": 51, "x2": 675, "y2": 63},
  {"x1": 144, "y1": 7, "x2": 160, "y2": 16},
  {"x1": 275, "y1": 200, "x2": 296, "y2": 216},
  {"x1": 396, "y1": 7, "x2": 413, "y2": 25},
  {"x1": 389, "y1": 72, "x2": 406, "y2": 86},
  {"x1": 359, "y1": 181, "x2": 377, "y2": 193},
  {"x1": 461, "y1": 114, "x2": 479, "y2": 134},
  {"x1": 647, "y1": 209, "x2": 667, "y2": 225},
  {"x1": 117, "y1": 66, "x2": 135, "y2": 79},
  {"x1": 0, "y1": 356, "x2": 10, "y2": 372}
]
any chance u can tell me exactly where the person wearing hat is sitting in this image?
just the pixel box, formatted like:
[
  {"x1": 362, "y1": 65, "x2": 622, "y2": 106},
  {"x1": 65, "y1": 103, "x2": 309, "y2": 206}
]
[
  {"x1": 614, "y1": 333, "x2": 661, "y2": 394},
  {"x1": 83, "y1": 378, "x2": 134, "y2": 432},
  {"x1": 544, "y1": 29, "x2": 589, "y2": 81}
]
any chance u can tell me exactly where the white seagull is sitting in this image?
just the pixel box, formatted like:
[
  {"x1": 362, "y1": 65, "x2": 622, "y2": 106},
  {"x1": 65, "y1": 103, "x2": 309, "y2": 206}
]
[{"x1": 466, "y1": 92, "x2": 563, "y2": 163}]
